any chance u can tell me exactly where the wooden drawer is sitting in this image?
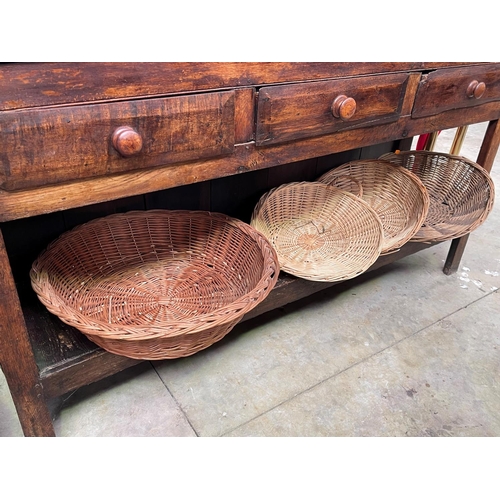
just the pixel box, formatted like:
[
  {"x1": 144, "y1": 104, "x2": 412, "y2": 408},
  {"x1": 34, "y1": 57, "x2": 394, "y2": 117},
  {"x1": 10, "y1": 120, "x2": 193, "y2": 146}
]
[
  {"x1": 412, "y1": 63, "x2": 500, "y2": 118},
  {"x1": 0, "y1": 90, "x2": 235, "y2": 191},
  {"x1": 255, "y1": 73, "x2": 410, "y2": 146}
]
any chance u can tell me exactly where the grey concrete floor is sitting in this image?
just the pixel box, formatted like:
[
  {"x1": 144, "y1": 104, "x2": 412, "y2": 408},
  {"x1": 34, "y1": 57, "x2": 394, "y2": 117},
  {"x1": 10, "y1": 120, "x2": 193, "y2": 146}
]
[{"x1": 1, "y1": 122, "x2": 499, "y2": 437}]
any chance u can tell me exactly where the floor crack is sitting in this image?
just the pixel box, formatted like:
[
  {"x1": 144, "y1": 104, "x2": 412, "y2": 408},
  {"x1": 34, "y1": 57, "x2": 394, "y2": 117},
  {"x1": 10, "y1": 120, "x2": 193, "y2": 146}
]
[{"x1": 150, "y1": 362, "x2": 200, "y2": 437}]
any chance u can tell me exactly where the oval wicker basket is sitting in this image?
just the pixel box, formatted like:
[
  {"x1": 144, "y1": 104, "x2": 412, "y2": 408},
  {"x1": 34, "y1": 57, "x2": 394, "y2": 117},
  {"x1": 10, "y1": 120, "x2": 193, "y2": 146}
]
[
  {"x1": 30, "y1": 210, "x2": 279, "y2": 360},
  {"x1": 250, "y1": 182, "x2": 384, "y2": 282},
  {"x1": 379, "y1": 150, "x2": 495, "y2": 243},
  {"x1": 317, "y1": 159, "x2": 430, "y2": 253}
]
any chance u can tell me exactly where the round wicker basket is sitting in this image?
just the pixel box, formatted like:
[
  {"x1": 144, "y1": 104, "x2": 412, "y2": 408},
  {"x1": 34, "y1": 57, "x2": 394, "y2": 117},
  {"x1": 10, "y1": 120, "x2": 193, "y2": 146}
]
[
  {"x1": 317, "y1": 159, "x2": 430, "y2": 253},
  {"x1": 30, "y1": 210, "x2": 279, "y2": 360},
  {"x1": 250, "y1": 182, "x2": 384, "y2": 282},
  {"x1": 379, "y1": 150, "x2": 495, "y2": 242}
]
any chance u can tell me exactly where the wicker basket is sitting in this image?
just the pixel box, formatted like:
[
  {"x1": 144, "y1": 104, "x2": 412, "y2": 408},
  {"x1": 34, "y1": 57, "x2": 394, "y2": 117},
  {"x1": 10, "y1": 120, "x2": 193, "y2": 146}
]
[
  {"x1": 317, "y1": 159, "x2": 430, "y2": 253},
  {"x1": 250, "y1": 182, "x2": 383, "y2": 282},
  {"x1": 30, "y1": 210, "x2": 279, "y2": 360},
  {"x1": 379, "y1": 150, "x2": 495, "y2": 242}
]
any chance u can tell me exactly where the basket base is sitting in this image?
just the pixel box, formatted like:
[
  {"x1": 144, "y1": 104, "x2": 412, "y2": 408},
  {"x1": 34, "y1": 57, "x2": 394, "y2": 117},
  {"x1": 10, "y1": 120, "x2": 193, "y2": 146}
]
[{"x1": 85, "y1": 319, "x2": 241, "y2": 360}]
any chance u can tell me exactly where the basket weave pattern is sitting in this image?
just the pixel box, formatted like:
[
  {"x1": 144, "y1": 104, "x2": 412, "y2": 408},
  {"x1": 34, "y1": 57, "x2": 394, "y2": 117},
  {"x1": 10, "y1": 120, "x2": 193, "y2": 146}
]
[
  {"x1": 318, "y1": 159, "x2": 430, "y2": 253},
  {"x1": 30, "y1": 210, "x2": 279, "y2": 360},
  {"x1": 250, "y1": 182, "x2": 383, "y2": 282},
  {"x1": 380, "y1": 151, "x2": 495, "y2": 242}
]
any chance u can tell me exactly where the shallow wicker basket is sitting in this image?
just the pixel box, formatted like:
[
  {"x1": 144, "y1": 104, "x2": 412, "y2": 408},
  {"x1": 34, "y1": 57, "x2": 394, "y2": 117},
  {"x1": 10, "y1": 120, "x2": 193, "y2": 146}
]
[
  {"x1": 30, "y1": 210, "x2": 279, "y2": 360},
  {"x1": 317, "y1": 159, "x2": 430, "y2": 253},
  {"x1": 250, "y1": 182, "x2": 383, "y2": 282},
  {"x1": 379, "y1": 150, "x2": 495, "y2": 243}
]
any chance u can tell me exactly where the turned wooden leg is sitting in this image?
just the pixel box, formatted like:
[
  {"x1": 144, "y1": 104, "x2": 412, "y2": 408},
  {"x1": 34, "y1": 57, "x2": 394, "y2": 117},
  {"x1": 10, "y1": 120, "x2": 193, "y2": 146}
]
[
  {"x1": 443, "y1": 120, "x2": 500, "y2": 275},
  {"x1": 0, "y1": 228, "x2": 55, "y2": 437}
]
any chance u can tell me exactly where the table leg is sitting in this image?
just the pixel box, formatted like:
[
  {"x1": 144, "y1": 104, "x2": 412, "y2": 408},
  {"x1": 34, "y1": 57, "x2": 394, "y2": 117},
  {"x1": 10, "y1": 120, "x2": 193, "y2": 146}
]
[{"x1": 0, "y1": 229, "x2": 55, "y2": 437}]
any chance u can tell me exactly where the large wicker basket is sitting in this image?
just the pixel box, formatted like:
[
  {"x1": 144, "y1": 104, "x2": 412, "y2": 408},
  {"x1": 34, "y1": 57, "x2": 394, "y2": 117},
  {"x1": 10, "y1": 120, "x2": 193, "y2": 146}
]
[
  {"x1": 30, "y1": 210, "x2": 279, "y2": 360},
  {"x1": 379, "y1": 150, "x2": 495, "y2": 242},
  {"x1": 250, "y1": 182, "x2": 383, "y2": 282},
  {"x1": 317, "y1": 159, "x2": 430, "y2": 253}
]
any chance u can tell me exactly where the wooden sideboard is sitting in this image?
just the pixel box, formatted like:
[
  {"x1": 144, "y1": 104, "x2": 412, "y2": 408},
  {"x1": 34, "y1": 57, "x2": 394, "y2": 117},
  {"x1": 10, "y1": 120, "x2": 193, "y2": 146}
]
[{"x1": 1, "y1": 62, "x2": 499, "y2": 437}]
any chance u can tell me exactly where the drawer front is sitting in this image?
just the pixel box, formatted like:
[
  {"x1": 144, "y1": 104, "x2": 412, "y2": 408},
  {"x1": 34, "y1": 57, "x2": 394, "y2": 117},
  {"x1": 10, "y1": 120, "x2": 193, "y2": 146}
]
[
  {"x1": 255, "y1": 73, "x2": 410, "y2": 146},
  {"x1": 412, "y1": 63, "x2": 500, "y2": 118},
  {"x1": 0, "y1": 91, "x2": 235, "y2": 191}
]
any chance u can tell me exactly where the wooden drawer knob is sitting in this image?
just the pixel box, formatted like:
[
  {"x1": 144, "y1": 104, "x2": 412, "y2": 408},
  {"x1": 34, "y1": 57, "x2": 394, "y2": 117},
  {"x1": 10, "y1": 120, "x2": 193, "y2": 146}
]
[
  {"x1": 332, "y1": 95, "x2": 357, "y2": 121},
  {"x1": 467, "y1": 80, "x2": 486, "y2": 99},
  {"x1": 112, "y1": 126, "x2": 143, "y2": 157}
]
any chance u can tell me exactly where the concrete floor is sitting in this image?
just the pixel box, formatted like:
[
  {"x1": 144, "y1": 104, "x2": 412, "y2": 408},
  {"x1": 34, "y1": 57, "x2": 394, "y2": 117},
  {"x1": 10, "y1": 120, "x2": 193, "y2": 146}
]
[{"x1": 1, "y1": 122, "x2": 499, "y2": 437}]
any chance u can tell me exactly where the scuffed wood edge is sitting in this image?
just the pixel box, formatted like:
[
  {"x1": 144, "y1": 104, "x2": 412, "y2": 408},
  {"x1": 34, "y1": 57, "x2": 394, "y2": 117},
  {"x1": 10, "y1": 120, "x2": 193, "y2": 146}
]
[{"x1": 2, "y1": 103, "x2": 500, "y2": 222}]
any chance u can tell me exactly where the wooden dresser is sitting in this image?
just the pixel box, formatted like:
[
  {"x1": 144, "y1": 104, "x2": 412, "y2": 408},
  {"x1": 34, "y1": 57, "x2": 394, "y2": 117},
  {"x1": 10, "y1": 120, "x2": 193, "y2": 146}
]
[{"x1": 1, "y1": 63, "x2": 499, "y2": 437}]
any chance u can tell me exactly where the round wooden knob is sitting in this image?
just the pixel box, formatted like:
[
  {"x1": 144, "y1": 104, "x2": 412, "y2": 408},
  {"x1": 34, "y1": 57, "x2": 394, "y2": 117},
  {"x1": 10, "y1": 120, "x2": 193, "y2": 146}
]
[
  {"x1": 112, "y1": 126, "x2": 143, "y2": 157},
  {"x1": 332, "y1": 95, "x2": 357, "y2": 121},
  {"x1": 466, "y1": 80, "x2": 486, "y2": 99}
]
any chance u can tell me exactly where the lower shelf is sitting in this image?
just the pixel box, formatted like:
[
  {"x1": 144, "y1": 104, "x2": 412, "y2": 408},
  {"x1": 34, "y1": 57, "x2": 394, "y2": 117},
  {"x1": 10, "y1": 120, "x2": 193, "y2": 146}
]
[{"x1": 22, "y1": 240, "x2": 439, "y2": 400}]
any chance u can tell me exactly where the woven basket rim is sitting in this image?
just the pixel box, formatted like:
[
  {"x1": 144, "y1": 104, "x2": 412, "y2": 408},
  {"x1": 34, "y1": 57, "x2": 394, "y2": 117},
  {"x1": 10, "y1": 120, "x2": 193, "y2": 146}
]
[
  {"x1": 30, "y1": 209, "x2": 279, "y2": 341},
  {"x1": 319, "y1": 157, "x2": 431, "y2": 185},
  {"x1": 252, "y1": 180, "x2": 383, "y2": 218},
  {"x1": 381, "y1": 149, "x2": 489, "y2": 168},
  {"x1": 379, "y1": 149, "x2": 496, "y2": 182}
]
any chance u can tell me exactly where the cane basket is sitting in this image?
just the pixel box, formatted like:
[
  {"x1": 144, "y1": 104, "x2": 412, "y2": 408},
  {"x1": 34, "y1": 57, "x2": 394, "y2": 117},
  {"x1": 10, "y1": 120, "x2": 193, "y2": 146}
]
[
  {"x1": 30, "y1": 210, "x2": 279, "y2": 360},
  {"x1": 380, "y1": 150, "x2": 495, "y2": 242},
  {"x1": 317, "y1": 159, "x2": 430, "y2": 253},
  {"x1": 250, "y1": 182, "x2": 383, "y2": 282}
]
